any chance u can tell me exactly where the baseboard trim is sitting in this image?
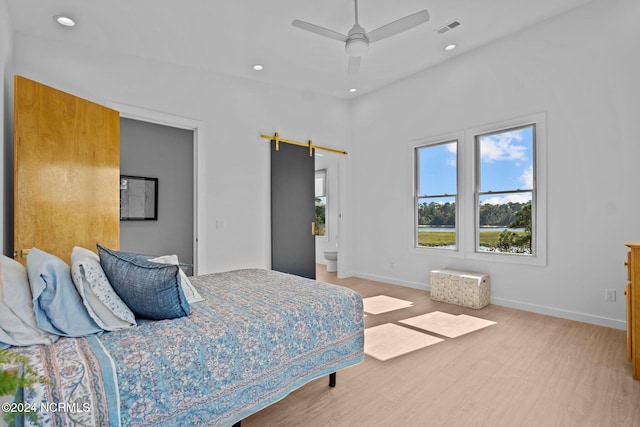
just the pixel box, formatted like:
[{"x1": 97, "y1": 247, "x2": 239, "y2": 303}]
[
  {"x1": 351, "y1": 271, "x2": 429, "y2": 291},
  {"x1": 489, "y1": 297, "x2": 626, "y2": 330},
  {"x1": 351, "y1": 271, "x2": 626, "y2": 330}
]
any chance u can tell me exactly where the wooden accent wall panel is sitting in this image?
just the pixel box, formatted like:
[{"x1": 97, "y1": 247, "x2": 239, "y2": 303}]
[{"x1": 14, "y1": 76, "x2": 120, "y2": 264}]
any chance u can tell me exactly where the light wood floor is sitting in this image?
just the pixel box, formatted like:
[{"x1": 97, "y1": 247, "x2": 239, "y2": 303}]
[{"x1": 244, "y1": 265, "x2": 640, "y2": 427}]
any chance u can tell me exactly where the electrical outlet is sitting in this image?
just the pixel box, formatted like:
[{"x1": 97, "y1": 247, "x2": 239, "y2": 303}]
[{"x1": 605, "y1": 289, "x2": 616, "y2": 302}]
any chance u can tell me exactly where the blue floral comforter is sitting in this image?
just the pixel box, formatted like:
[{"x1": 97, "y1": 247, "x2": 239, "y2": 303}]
[{"x1": 14, "y1": 269, "x2": 365, "y2": 426}]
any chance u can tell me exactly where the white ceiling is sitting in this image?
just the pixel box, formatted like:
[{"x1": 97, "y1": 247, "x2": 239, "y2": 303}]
[{"x1": 6, "y1": 0, "x2": 595, "y2": 99}]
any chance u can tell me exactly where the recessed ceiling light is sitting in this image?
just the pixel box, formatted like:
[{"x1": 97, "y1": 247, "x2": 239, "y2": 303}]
[
  {"x1": 252, "y1": 64, "x2": 264, "y2": 71},
  {"x1": 54, "y1": 15, "x2": 76, "y2": 27},
  {"x1": 444, "y1": 44, "x2": 457, "y2": 51},
  {"x1": 349, "y1": 88, "x2": 357, "y2": 93}
]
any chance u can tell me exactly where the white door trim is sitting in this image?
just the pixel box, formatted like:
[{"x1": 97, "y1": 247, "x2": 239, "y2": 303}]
[{"x1": 107, "y1": 101, "x2": 203, "y2": 275}]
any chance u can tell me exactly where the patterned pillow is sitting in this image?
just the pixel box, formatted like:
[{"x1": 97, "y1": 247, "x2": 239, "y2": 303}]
[
  {"x1": 26, "y1": 248, "x2": 103, "y2": 337},
  {"x1": 149, "y1": 254, "x2": 203, "y2": 304},
  {"x1": 70, "y1": 247, "x2": 136, "y2": 330},
  {"x1": 97, "y1": 244, "x2": 190, "y2": 320},
  {"x1": 0, "y1": 256, "x2": 59, "y2": 348}
]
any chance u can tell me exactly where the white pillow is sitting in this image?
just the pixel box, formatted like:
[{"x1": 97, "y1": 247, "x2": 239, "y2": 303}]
[
  {"x1": 0, "y1": 255, "x2": 58, "y2": 347},
  {"x1": 70, "y1": 247, "x2": 136, "y2": 330},
  {"x1": 149, "y1": 255, "x2": 203, "y2": 304}
]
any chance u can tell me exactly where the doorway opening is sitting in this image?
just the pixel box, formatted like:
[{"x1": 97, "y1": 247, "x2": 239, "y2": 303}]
[{"x1": 109, "y1": 102, "x2": 201, "y2": 275}]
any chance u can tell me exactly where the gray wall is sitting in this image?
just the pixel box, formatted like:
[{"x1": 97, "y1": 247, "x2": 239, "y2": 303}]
[{"x1": 120, "y1": 118, "x2": 194, "y2": 273}]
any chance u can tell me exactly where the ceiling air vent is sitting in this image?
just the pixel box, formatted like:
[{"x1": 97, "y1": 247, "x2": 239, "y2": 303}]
[{"x1": 435, "y1": 20, "x2": 462, "y2": 35}]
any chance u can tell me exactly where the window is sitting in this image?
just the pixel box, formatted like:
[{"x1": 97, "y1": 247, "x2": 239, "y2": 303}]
[
  {"x1": 315, "y1": 169, "x2": 327, "y2": 237},
  {"x1": 411, "y1": 113, "x2": 546, "y2": 265},
  {"x1": 415, "y1": 140, "x2": 458, "y2": 249},
  {"x1": 476, "y1": 125, "x2": 535, "y2": 255}
]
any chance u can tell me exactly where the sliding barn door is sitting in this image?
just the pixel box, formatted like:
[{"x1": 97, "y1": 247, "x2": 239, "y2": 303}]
[
  {"x1": 14, "y1": 76, "x2": 120, "y2": 264},
  {"x1": 271, "y1": 142, "x2": 316, "y2": 279}
]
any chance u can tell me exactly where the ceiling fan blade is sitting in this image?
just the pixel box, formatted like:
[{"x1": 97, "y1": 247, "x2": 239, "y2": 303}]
[
  {"x1": 292, "y1": 20, "x2": 347, "y2": 42},
  {"x1": 348, "y1": 56, "x2": 361, "y2": 75},
  {"x1": 368, "y1": 10, "x2": 430, "y2": 43}
]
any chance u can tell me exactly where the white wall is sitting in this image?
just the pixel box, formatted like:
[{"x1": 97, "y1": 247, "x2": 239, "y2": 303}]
[
  {"x1": 1, "y1": 0, "x2": 14, "y2": 256},
  {"x1": 8, "y1": 33, "x2": 351, "y2": 275},
  {"x1": 348, "y1": 0, "x2": 640, "y2": 329}
]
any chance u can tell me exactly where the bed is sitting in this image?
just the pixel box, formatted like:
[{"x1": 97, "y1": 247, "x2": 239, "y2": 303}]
[{"x1": 8, "y1": 268, "x2": 365, "y2": 426}]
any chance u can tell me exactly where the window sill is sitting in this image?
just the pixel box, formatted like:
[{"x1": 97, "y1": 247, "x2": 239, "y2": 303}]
[{"x1": 412, "y1": 246, "x2": 547, "y2": 266}]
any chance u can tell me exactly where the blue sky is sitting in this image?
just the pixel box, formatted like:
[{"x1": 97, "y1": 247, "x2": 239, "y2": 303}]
[{"x1": 418, "y1": 125, "x2": 533, "y2": 205}]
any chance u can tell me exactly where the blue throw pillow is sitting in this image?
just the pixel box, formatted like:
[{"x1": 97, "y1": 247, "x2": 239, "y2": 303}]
[
  {"x1": 97, "y1": 244, "x2": 190, "y2": 320},
  {"x1": 26, "y1": 248, "x2": 103, "y2": 337}
]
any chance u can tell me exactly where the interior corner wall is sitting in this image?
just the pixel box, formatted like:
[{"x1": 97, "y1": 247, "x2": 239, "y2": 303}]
[
  {"x1": 10, "y1": 33, "x2": 351, "y2": 275},
  {"x1": 349, "y1": 0, "x2": 640, "y2": 328},
  {"x1": 1, "y1": 0, "x2": 14, "y2": 257}
]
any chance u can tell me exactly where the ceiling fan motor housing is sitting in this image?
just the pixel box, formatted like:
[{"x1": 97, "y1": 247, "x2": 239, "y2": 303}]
[{"x1": 345, "y1": 23, "x2": 369, "y2": 56}]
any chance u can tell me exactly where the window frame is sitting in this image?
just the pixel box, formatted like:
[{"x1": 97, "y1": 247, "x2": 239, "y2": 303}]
[
  {"x1": 410, "y1": 132, "x2": 466, "y2": 258},
  {"x1": 475, "y1": 123, "x2": 536, "y2": 256},
  {"x1": 410, "y1": 113, "x2": 547, "y2": 266},
  {"x1": 315, "y1": 168, "x2": 328, "y2": 240},
  {"x1": 414, "y1": 139, "x2": 460, "y2": 251},
  {"x1": 465, "y1": 113, "x2": 547, "y2": 266}
]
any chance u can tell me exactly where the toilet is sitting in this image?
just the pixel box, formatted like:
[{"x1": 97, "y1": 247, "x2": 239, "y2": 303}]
[{"x1": 324, "y1": 251, "x2": 338, "y2": 272}]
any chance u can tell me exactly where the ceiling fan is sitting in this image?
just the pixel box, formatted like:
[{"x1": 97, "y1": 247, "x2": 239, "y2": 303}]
[{"x1": 292, "y1": 0, "x2": 430, "y2": 74}]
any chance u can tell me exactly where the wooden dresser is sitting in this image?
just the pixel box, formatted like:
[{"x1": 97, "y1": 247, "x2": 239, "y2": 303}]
[{"x1": 625, "y1": 243, "x2": 640, "y2": 380}]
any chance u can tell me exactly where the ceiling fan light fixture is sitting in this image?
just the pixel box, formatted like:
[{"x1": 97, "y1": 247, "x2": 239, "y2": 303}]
[{"x1": 345, "y1": 37, "x2": 369, "y2": 56}]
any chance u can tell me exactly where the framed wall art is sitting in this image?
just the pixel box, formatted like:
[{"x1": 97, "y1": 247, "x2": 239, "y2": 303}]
[{"x1": 120, "y1": 175, "x2": 158, "y2": 220}]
